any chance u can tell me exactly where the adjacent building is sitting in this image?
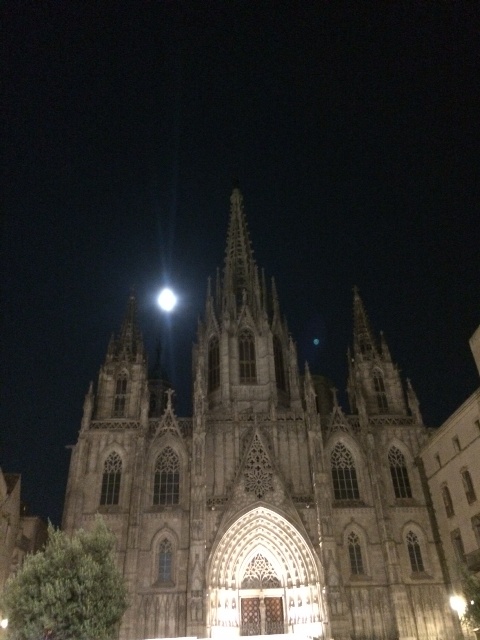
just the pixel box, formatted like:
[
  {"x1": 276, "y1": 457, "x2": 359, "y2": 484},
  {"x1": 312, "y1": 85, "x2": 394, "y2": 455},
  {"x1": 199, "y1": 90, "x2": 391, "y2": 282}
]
[
  {"x1": 421, "y1": 325, "x2": 480, "y2": 638},
  {"x1": 63, "y1": 189, "x2": 461, "y2": 639},
  {"x1": 0, "y1": 469, "x2": 47, "y2": 594}
]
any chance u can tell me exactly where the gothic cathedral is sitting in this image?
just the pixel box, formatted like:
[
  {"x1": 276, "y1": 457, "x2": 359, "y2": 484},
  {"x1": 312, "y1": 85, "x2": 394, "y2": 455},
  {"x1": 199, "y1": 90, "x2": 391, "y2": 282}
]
[{"x1": 63, "y1": 189, "x2": 459, "y2": 640}]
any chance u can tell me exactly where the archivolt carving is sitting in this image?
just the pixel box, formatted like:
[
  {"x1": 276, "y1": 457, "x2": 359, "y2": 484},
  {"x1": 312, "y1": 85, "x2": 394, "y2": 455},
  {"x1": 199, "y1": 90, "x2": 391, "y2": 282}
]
[{"x1": 208, "y1": 506, "x2": 319, "y2": 590}]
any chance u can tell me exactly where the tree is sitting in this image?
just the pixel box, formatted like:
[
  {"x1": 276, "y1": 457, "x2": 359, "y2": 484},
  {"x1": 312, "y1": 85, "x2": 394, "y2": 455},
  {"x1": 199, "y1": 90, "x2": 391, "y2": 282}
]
[
  {"x1": 1, "y1": 516, "x2": 128, "y2": 640},
  {"x1": 461, "y1": 567, "x2": 480, "y2": 632}
]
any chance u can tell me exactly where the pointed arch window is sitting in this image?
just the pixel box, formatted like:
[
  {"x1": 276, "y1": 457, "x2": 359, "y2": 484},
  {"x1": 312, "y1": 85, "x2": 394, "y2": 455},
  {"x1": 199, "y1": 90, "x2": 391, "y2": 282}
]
[
  {"x1": 158, "y1": 538, "x2": 174, "y2": 584},
  {"x1": 239, "y1": 329, "x2": 256, "y2": 384},
  {"x1": 273, "y1": 335, "x2": 286, "y2": 391},
  {"x1": 113, "y1": 372, "x2": 128, "y2": 417},
  {"x1": 347, "y1": 531, "x2": 365, "y2": 575},
  {"x1": 208, "y1": 336, "x2": 220, "y2": 392},
  {"x1": 388, "y1": 446, "x2": 412, "y2": 498},
  {"x1": 154, "y1": 447, "x2": 180, "y2": 505},
  {"x1": 331, "y1": 442, "x2": 360, "y2": 501},
  {"x1": 406, "y1": 530, "x2": 424, "y2": 573},
  {"x1": 442, "y1": 484, "x2": 454, "y2": 518},
  {"x1": 100, "y1": 451, "x2": 122, "y2": 505},
  {"x1": 373, "y1": 369, "x2": 388, "y2": 412}
]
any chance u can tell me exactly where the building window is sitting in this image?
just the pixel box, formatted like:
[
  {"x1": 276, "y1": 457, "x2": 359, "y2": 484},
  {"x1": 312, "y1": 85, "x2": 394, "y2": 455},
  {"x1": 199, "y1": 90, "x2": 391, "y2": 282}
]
[
  {"x1": 347, "y1": 531, "x2": 365, "y2": 575},
  {"x1": 442, "y1": 485, "x2": 455, "y2": 518},
  {"x1": 472, "y1": 514, "x2": 480, "y2": 546},
  {"x1": 113, "y1": 373, "x2": 128, "y2": 417},
  {"x1": 451, "y1": 529, "x2": 466, "y2": 563},
  {"x1": 208, "y1": 336, "x2": 220, "y2": 392},
  {"x1": 388, "y1": 446, "x2": 412, "y2": 499},
  {"x1": 452, "y1": 436, "x2": 461, "y2": 453},
  {"x1": 239, "y1": 329, "x2": 256, "y2": 384},
  {"x1": 373, "y1": 369, "x2": 388, "y2": 412},
  {"x1": 158, "y1": 538, "x2": 173, "y2": 584},
  {"x1": 434, "y1": 453, "x2": 441, "y2": 469},
  {"x1": 462, "y1": 469, "x2": 477, "y2": 504},
  {"x1": 100, "y1": 452, "x2": 122, "y2": 506},
  {"x1": 331, "y1": 442, "x2": 360, "y2": 501},
  {"x1": 273, "y1": 336, "x2": 286, "y2": 391},
  {"x1": 154, "y1": 447, "x2": 180, "y2": 505},
  {"x1": 475, "y1": 419, "x2": 480, "y2": 433},
  {"x1": 406, "y1": 530, "x2": 425, "y2": 573}
]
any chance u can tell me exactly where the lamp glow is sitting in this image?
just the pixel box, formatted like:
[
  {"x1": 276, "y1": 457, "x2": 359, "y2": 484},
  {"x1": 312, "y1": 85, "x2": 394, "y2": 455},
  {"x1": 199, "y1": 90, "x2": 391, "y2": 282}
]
[
  {"x1": 0, "y1": 619, "x2": 8, "y2": 629},
  {"x1": 450, "y1": 595, "x2": 467, "y2": 617},
  {"x1": 157, "y1": 288, "x2": 177, "y2": 312}
]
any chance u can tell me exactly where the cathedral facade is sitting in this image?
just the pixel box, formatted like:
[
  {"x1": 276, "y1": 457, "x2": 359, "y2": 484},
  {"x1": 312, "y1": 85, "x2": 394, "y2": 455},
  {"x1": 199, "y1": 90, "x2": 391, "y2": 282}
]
[{"x1": 62, "y1": 189, "x2": 460, "y2": 640}]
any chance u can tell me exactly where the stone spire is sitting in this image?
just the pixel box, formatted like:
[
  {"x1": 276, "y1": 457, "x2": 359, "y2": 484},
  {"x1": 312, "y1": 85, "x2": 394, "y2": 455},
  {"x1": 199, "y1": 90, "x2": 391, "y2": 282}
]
[
  {"x1": 406, "y1": 378, "x2": 422, "y2": 423},
  {"x1": 223, "y1": 187, "x2": 256, "y2": 314},
  {"x1": 353, "y1": 287, "x2": 378, "y2": 359},
  {"x1": 108, "y1": 293, "x2": 144, "y2": 362}
]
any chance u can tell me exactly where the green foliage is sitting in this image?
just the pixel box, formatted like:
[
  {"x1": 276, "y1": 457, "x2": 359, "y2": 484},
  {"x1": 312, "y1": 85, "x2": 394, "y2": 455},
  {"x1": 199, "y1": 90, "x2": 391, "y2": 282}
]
[
  {"x1": 461, "y1": 567, "x2": 480, "y2": 631},
  {"x1": 1, "y1": 516, "x2": 128, "y2": 640}
]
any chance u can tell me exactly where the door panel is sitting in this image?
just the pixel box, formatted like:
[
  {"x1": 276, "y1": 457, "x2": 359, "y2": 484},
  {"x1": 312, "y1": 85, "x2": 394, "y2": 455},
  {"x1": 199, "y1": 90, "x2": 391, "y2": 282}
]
[
  {"x1": 241, "y1": 597, "x2": 261, "y2": 636},
  {"x1": 265, "y1": 597, "x2": 284, "y2": 635}
]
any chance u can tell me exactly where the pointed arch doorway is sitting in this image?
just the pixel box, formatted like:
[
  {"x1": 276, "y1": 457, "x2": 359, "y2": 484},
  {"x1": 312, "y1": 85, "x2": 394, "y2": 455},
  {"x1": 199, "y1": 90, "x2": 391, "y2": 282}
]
[
  {"x1": 240, "y1": 551, "x2": 284, "y2": 635},
  {"x1": 207, "y1": 507, "x2": 327, "y2": 638}
]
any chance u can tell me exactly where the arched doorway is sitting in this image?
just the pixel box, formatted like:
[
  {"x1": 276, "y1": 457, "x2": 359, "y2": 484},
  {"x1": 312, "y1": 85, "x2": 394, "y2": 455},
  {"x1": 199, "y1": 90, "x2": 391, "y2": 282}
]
[{"x1": 207, "y1": 506, "x2": 327, "y2": 637}]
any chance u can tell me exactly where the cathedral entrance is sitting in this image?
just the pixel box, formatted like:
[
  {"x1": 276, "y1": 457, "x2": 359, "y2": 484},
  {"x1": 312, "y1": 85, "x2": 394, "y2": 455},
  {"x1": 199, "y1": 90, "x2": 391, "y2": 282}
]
[
  {"x1": 240, "y1": 596, "x2": 284, "y2": 635},
  {"x1": 207, "y1": 506, "x2": 327, "y2": 638}
]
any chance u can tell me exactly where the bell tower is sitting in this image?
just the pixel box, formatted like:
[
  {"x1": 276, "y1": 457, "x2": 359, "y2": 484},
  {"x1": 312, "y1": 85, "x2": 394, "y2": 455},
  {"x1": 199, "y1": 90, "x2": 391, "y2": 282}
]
[
  {"x1": 194, "y1": 187, "x2": 302, "y2": 413},
  {"x1": 93, "y1": 293, "x2": 148, "y2": 420},
  {"x1": 347, "y1": 288, "x2": 413, "y2": 416}
]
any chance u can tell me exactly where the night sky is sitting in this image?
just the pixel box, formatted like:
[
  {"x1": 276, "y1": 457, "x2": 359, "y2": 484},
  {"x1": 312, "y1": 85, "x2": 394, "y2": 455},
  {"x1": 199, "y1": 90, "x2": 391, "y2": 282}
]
[{"x1": 3, "y1": 2, "x2": 479, "y2": 526}]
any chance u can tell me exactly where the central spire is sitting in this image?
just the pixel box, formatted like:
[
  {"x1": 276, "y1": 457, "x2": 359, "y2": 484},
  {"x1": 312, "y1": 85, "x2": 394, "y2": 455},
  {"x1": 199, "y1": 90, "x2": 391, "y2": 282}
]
[{"x1": 223, "y1": 187, "x2": 256, "y2": 312}]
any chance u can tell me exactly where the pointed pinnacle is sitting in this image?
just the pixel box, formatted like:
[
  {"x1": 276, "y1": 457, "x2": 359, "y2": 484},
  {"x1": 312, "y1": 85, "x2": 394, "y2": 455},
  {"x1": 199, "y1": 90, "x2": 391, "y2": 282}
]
[{"x1": 353, "y1": 287, "x2": 377, "y2": 358}]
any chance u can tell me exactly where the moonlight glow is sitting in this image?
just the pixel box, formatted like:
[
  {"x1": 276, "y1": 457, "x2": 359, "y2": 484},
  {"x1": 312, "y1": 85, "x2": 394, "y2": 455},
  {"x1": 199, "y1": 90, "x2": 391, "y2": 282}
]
[{"x1": 157, "y1": 288, "x2": 177, "y2": 312}]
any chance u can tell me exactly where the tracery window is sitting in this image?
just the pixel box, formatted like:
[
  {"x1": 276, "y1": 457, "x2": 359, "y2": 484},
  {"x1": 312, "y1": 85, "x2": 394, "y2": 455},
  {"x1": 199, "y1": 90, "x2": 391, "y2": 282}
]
[
  {"x1": 100, "y1": 451, "x2": 122, "y2": 505},
  {"x1": 239, "y1": 329, "x2": 256, "y2": 384},
  {"x1": 158, "y1": 538, "x2": 173, "y2": 583},
  {"x1": 241, "y1": 553, "x2": 281, "y2": 589},
  {"x1": 331, "y1": 442, "x2": 360, "y2": 501},
  {"x1": 208, "y1": 336, "x2": 220, "y2": 392},
  {"x1": 388, "y1": 446, "x2": 412, "y2": 499},
  {"x1": 154, "y1": 447, "x2": 180, "y2": 505},
  {"x1": 442, "y1": 484, "x2": 454, "y2": 518},
  {"x1": 406, "y1": 530, "x2": 424, "y2": 573},
  {"x1": 373, "y1": 369, "x2": 388, "y2": 412},
  {"x1": 462, "y1": 469, "x2": 477, "y2": 504},
  {"x1": 347, "y1": 531, "x2": 364, "y2": 575},
  {"x1": 273, "y1": 336, "x2": 286, "y2": 391},
  {"x1": 244, "y1": 435, "x2": 273, "y2": 499},
  {"x1": 113, "y1": 372, "x2": 128, "y2": 417}
]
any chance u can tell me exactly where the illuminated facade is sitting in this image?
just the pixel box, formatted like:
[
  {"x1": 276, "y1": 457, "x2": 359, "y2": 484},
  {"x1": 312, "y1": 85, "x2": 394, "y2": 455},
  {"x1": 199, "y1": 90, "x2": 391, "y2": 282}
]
[
  {"x1": 63, "y1": 189, "x2": 461, "y2": 639},
  {"x1": 421, "y1": 326, "x2": 480, "y2": 640}
]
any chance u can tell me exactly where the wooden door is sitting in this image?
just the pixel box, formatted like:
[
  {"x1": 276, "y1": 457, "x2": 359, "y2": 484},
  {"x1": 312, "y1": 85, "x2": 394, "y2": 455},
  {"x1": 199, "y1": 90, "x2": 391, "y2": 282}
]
[
  {"x1": 241, "y1": 597, "x2": 261, "y2": 636},
  {"x1": 264, "y1": 597, "x2": 284, "y2": 635}
]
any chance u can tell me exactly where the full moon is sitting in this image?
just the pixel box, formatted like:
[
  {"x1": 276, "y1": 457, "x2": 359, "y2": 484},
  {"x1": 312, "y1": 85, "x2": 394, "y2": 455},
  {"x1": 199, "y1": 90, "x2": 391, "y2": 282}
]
[{"x1": 157, "y1": 288, "x2": 177, "y2": 312}]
